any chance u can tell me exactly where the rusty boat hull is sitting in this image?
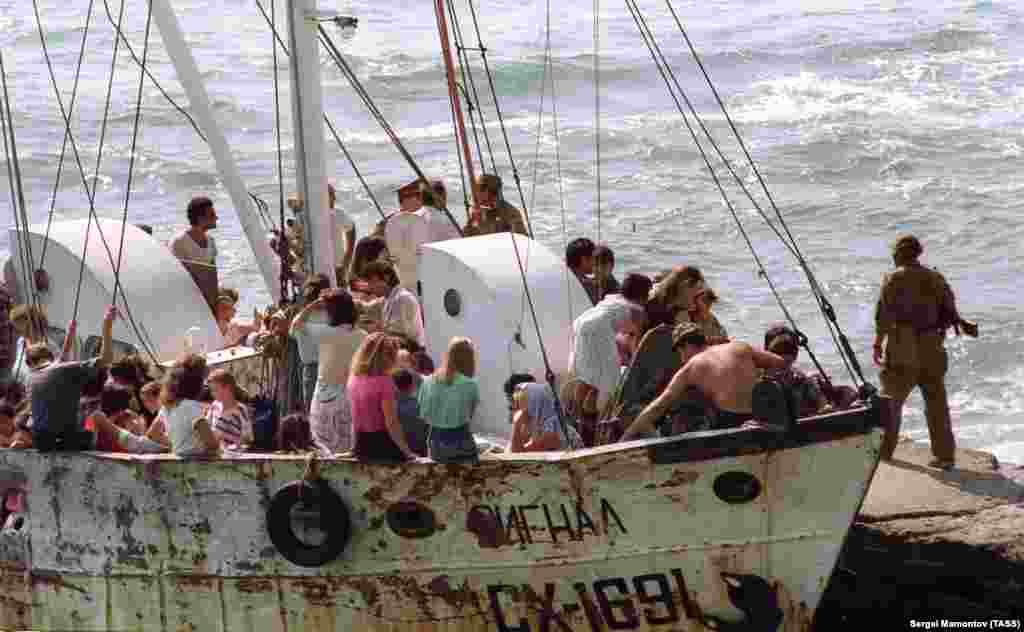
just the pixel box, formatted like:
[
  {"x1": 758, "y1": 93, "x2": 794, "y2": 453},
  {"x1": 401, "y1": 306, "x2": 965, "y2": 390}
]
[{"x1": 0, "y1": 407, "x2": 881, "y2": 631}]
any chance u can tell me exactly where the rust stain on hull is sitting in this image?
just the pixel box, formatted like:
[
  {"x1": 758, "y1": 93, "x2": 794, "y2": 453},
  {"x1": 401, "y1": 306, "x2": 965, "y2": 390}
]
[{"x1": 0, "y1": 419, "x2": 881, "y2": 631}]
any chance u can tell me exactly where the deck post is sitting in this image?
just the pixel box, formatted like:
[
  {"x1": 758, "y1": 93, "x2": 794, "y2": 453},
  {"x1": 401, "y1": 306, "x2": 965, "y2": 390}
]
[{"x1": 286, "y1": 0, "x2": 337, "y2": 286}]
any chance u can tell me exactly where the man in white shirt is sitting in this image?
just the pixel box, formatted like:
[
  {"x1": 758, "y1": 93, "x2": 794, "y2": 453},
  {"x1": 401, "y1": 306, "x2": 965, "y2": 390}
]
[
  {"x1": 415, "y1": 179, "x2": 461, "y2": 243},
  {"x1": 361, "y1": 261, "x2": 426, "y2": 350},
  {"x1": 171, "y1": 196, "x2": 218, "y2": 266}
]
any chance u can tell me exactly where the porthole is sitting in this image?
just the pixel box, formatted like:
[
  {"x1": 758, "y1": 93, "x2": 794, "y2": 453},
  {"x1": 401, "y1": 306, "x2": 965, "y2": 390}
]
[
  {"x1": 713, "y1": 471, "x2": 762, "y2": 504},
  {"x1": 443, "y1": 289, "x2": 462, "y2": 317},
  {"x1": 386, "y1": 501, "x2": 437, "y2": 539}
]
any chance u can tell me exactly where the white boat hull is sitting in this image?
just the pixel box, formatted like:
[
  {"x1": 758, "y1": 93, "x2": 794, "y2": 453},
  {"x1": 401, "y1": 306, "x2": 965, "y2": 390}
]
[{"x1": 0, "y1": 409, "x2": 882, "y2": 631}]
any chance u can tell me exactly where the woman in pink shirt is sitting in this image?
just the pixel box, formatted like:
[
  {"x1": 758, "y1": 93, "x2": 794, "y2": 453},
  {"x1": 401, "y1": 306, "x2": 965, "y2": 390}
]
[{"x1": 347, "y1": 333, "x2": 418, "y2": 463}]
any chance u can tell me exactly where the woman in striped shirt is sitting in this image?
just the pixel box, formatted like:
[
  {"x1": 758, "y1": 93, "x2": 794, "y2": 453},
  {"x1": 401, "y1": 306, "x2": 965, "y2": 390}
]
[{"x1": 207, "y1": 369, "x2": 253, "y2": 450}]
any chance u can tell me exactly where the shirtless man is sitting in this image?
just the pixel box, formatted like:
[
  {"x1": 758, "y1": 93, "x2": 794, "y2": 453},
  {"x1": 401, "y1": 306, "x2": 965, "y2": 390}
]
[{"x1": 620, "y1": 323, "x2": 787, "y2": 441}]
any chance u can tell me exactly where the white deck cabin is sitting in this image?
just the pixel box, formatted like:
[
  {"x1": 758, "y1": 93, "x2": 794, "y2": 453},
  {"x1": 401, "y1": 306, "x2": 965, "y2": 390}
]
[
  {"x1": 4, "y1": 218, "x2": 223, "y2": 360},
  {"x1": 419, "y1": 233, "x2": 592, "y2": 438}
]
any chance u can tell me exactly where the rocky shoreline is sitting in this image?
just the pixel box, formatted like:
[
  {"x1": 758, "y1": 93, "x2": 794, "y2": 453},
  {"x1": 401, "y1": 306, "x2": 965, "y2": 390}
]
[{"x1": 815, "y1": 441, "x2": 1024, "y2": 628}]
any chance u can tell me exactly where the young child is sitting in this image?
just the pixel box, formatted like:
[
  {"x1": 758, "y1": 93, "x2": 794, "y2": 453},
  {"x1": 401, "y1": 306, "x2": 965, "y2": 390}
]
[
  {"x1": 206, "y1": 369, "x2": 253, "y2": 451},
  {"x1": 275, "y1": 413, "x2": 313, "y2": 453},
  {"x1": 393, "y1": 368, "x2": 427, "y2": 457},
  {"x1": 139, "y1": 381, "x2": 162, "y2": 428}
]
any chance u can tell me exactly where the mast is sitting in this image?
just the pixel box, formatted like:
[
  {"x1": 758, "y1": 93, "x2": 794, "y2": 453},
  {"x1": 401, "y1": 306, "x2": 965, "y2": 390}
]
[
  {"x1": 434, "y1": 0, "x2": 479, "y2": 210},
  {"x1": 286, "y1": 0, "x2": 337, "y2": 286},
  {"x1": 150, "y1": 0, "x2": 282, "y2": 300}
]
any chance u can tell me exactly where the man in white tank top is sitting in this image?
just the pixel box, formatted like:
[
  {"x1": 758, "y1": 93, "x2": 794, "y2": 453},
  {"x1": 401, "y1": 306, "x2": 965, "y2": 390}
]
[{"x1": 170, "y1": 196, "x2": 218, "y2": 266}]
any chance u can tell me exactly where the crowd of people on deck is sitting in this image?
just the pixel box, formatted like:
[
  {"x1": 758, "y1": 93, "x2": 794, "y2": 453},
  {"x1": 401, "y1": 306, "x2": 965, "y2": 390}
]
[{"x1": 0, "y1": 171, "x2": 971, "y2": 470}]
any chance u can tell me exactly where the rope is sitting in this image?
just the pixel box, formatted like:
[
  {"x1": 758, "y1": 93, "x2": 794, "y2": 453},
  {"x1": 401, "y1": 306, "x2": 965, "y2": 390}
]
[
  {"x1": 252, "y1": 0, "x2": 385, "y2": 221},
  {"x1": 505, "y1": 229, "x2": 574, "y2": 447},
  {"x1": 662, "y1": 0, "x2": 866, "y2": 386},
  {"x1": 103, "y1": 0, "x2": 283, "y2": 238},
  {"x1": 441, "y1": 0, "x2": 476, "y2": 215},
  {"x1": 593, "y1": 0, "x2": 602, "y2": 242},
  {"x1": 624, "y1": 0, "x2": 855, "y2": 385},
  {"x1": 73, "y1": 0, "x2": 127, "y2": 323},
  {"x1": 463, "y1": 0, "x2": 535, "y2": 237},
  {"x1": 318, "y1": 25, "x2": 464, "y2": 236},
  {"x1": 445, "y1": 0, "x2": 492, "y2": 173},
  {"x1": 32, "y1": 0, "x2": 162, "y2": 367},
  {"x1": 0, "y1": 50, "x2": 40, "y2": 316},
  {"x1": 39, "y1": 0, "x2": 96, "y2": 270},
  {"x1": 101, "y1": 0, "x2": 207, "y2": 143},
  {"x1": 548, "y1": 30, "x2": 574, "y2": 329},
  {"x1": 112, "y1": 0, "x2": 153, "y2": 307},
  {"x1": 269, "y1": 0, "x2": 290, "y2": 302}
]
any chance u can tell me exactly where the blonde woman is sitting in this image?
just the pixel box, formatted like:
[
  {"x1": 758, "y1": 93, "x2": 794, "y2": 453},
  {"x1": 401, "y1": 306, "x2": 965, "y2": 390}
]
[
  {"x1": 417, "y1": 337, "x2": 479, "y2": 464},
  {"x1": 347, "y1": 333, "x2": 418, "y2": 463}
]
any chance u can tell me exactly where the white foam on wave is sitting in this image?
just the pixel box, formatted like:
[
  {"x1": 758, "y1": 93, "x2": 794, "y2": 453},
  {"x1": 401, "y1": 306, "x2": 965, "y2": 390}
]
[{"x1": 728, "y1": 72, "x2": 925, "y2": 126}]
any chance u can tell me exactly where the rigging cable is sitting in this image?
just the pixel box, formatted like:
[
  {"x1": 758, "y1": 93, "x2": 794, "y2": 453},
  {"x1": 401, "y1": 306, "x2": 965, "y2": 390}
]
[
  {"x1": 112, "y1": 0, "x2": 153, "y2": 307},
  {"x1": 318, "y1": 25, "x2": 464, "y2": 236},
  {"x1": 445, "y1": 0, "x2": 492, "y2": 173},
  {"x1": 0, "y1": 50, "x2": 41, "y2": 318},
  {"x1": 624, "y1": 0, "x2": 856, "y2": 387},
  {"x1": 252, "y1": 0, "x2": 385, "y2": 221},
  {"x1": 269, "y1": 0, "x2": 290, "y2": 302},
  {"x1": 441, "y1": 0, "x2": 475, "y2": 215},
  {"x1": 663, "y1": 0, "x2": 868, "y2": 387},
  {"x1": 39, "y1": 0, "x2": 96, "y2": 270},
  {"x1": 102, "y1": 0, "x2": 206, "y2": 143},
  {"x1": 463, "y1": 0, "x2": 535, "y2": 237},
  {"x1": 103, "y1": 0, "x2": 280, "y2": 234},
  {"x1": 32, "y1": 0, "x2": 162, "y2": 365},
  {"x1": 72, "y1": 0, "x2": 127, "y2": 323},
  {"x1": 626, "y1": 1, "x2": 851, "y2": 387},
  {"x1": 593, "y1": 0, "x2": 602, "y2": 242}
]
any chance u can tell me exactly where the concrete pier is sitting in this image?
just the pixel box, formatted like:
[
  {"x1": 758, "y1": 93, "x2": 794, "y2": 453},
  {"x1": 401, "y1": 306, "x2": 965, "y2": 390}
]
[{"x1": 815, "y1": 440, "x2": 1024, "y2": 627}]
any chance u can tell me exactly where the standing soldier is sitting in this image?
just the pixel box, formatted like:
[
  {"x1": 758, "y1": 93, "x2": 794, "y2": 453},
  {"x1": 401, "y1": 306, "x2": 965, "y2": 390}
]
[
  {"x1": 873, "y1": 235, "x2": 976, "y2": 470},
  {"x1": 463, "y1": 174, "x2": 528, "y2": 237}
]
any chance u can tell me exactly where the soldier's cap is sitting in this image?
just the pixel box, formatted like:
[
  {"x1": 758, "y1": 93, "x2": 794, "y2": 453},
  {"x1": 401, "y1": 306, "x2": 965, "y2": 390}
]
[
  {"x1": 474, "y1": 173, "x2": 503, "y2": 192},
  {"x1": 672, "y1": 322, "x2": 706, "y2": 349},
  {"x1": 891, "y1": 234, "x2": 923, "y2": 258}
]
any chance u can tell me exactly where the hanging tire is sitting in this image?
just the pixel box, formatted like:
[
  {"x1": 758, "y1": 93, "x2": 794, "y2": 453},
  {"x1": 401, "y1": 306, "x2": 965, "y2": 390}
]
[{"x1": 266, "y1": 480, "x2": 351, "y2": 567}]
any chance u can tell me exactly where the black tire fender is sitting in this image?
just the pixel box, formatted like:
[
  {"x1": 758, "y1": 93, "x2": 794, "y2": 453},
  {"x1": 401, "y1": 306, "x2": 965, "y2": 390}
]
[{"x1": 266, "y1": 480, "x2": 351, "y2": 567}]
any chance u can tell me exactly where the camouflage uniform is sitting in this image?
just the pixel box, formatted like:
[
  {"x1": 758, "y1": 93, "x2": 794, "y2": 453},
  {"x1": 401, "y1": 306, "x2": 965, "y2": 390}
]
[
  {"x1": 875, "y1": 235, "x2": 959, "y2": 462},
  {"x1": 463, "y1": 200, "x2": 528, "y2": 237},
  {"x1": 462, "y1": 174, "x2": 528, "y2": 237}
]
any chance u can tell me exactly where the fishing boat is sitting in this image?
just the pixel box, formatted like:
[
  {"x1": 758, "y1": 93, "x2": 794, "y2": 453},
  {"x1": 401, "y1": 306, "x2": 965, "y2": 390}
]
[{"x1": 0, "y1": 0, "x2": 886, "y2": 630}]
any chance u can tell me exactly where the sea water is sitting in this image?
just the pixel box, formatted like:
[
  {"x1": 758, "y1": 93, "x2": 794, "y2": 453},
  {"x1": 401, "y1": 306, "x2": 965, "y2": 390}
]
[{"x1": 0, "y1": 0, "x2": 1021, "y2": 463}]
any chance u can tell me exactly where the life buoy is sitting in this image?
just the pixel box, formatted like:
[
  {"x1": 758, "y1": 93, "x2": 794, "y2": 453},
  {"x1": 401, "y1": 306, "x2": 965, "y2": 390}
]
[{"x1": 266, "y1": 480, "x2": 350, "y2": 567}]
